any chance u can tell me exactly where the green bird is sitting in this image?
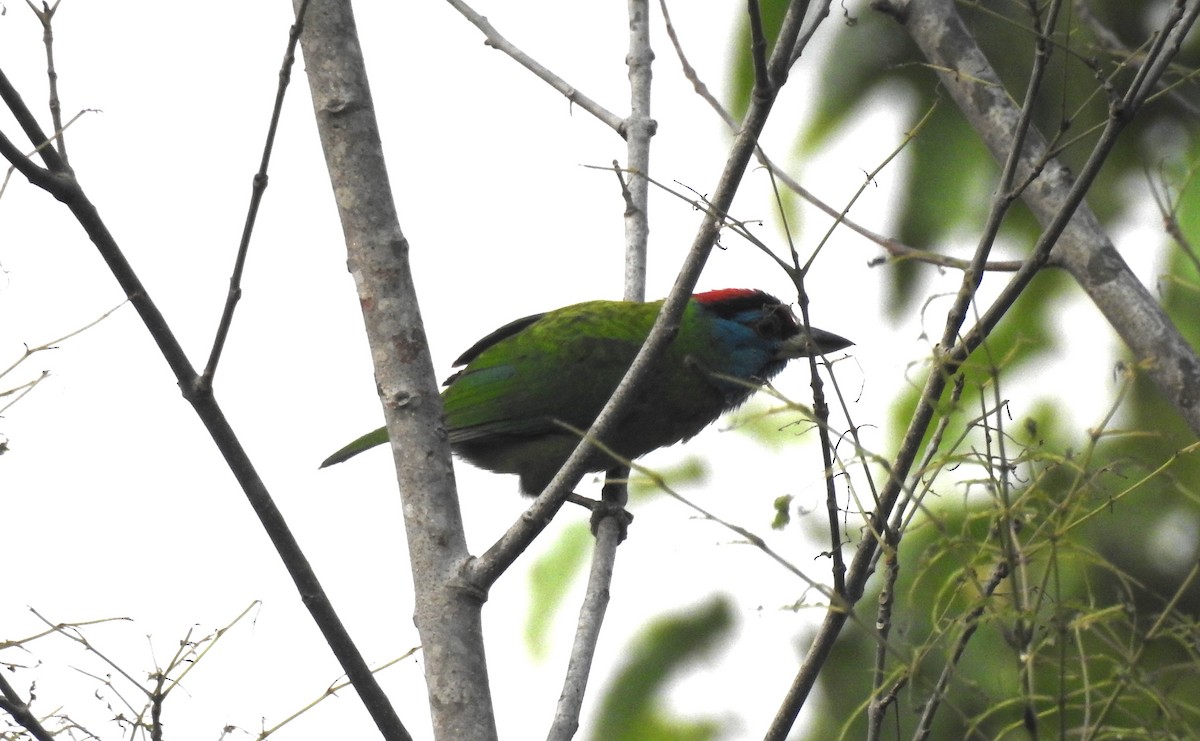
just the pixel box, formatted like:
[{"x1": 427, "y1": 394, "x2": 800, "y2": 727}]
[{"x1": 321, "y1": 288, "x2": 852, "y2": 495}]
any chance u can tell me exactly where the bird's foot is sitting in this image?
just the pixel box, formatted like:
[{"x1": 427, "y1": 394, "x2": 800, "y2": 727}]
[{"x1": 566, "y1": 493, "x2": 633, "y2": 542}]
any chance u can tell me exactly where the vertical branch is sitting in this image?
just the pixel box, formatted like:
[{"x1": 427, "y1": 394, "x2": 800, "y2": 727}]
[
  {"x1": 551, "y1": 4, "x2": 655, "y2": 735},
  {"x1": 546, "y1": 482, "x2": 627, "y2": 741},
  {"x1": 294, "y1": 1, "x2": 494, "y2": 739},
  {"x1": 623, "y1": 0, "x2": 653, "y2": 303},
  {"x1": 864, "y1": 544, "x2": 900, "y2": 741},
  {"x1": 26, "y1": 1, "x2": 67, "y2": 163},
  {"x1": 745, "y1": 0, "x2": 771, "y2": 92}
]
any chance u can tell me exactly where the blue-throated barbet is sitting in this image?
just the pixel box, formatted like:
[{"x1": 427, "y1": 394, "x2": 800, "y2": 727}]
[{"x1": 321, "y1": 289, "x2": 852, "y2": 494}]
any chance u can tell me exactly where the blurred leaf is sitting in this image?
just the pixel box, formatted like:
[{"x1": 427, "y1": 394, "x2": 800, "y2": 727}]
[
  {"x1": 723, "y1": 3, "x2": 1200, "y2": 738},
  {"x1": 772, "y1": 493, "x2": 794, "y2": 529},
  {"x1": 724, "y1": 398, "x2": 817, "y2": 451},
  {"x1": 728, "y1": 0, "x2": 789, "y2": 120},
  {"x1": 630, "y1": 456, "x2": 710, "y2": 499},
  {"x1": 526, "y1": 522, "x2": 592, "y2": 660},
  {"x1": 803, "y1": 38, "x2": 921, "y2": 165},
  {"x1": 589, "y1": 598, "x2": 734, "y2": 741},
  {"x1": 734, "y1": 0, "x2": 1198, "y2": 319},
  {"x1": 888, "y1": 268, "x2": 1069, "y2": 454},
  {"x1": 1088, "y1": 134, "x2": 1200, "y2": 612}
]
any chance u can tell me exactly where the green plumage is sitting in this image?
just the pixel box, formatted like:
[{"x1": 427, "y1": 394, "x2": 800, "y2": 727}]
[{"x1": 322, "y1": 289, "x2": 852, "y2": 495}]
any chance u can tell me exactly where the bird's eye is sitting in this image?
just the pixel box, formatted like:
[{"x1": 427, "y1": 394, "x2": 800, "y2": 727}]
[{"x1": 755, "y1": 310, "x2": 784, "y2": 339}]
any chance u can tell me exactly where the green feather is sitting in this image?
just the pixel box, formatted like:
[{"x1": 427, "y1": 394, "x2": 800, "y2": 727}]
[{"x1": 320, "y1": 427, "x2": 390, "y2": 468}]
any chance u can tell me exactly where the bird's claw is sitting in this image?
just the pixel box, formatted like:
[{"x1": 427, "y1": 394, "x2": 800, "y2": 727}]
[{"x1": 566, "y1": 493, "x2": 633, "y2": 542}]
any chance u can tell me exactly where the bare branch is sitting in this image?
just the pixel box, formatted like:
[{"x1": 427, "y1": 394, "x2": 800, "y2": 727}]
[
  {"x1": 25, "y1": 0, "x2": 67, "y2": 162},
  {"x1": 200, "y1": 1, "x2": 308, "y2": 388},
  {"x1": 547, "y1": 482, "x2": 625, "y2": 741},
  {"x1": 658, "y1": 0, "x2": 1022, "y2": 272},
  {"x1": 444, "y1": 0, "x2": 627, "y2": 134},
  {"x1": 296, "y1": 0, "x2": 478, "y2": 738},
  {"x1": 0, "y1": 670, "x2": 54, "y2": 741},
  {"x1": 622, "y1": 0, "x2": 654, "y2": 301}
]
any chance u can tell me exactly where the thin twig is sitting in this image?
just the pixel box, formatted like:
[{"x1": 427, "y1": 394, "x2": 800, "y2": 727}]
[
  {"x1": 200, "y1": 0, "x2": 309, "y2": 388},
  {"x1": 260, "y1": 648, "x2": 419, "y2": 739},
  {"x1": 0, "y1": 107, "x2": 97, "y2": 203},
  {"x1": 657, "y1": 0, "x2": 1022, "y2": 273},
  {"x1": 0, "y1": 300, "x2": 126, "y2": 416},
  {"x1": 912, "y1": 561, "x2": 1011, "y2": 740},
  {"x1": 443, "y1": 0, "x2": 626, "y2": 134},
  {"x1": 25, "y1": 1, "x2": 66, "y2": 163},
  {"x1": 765, "y1": 146, "x2": 850, "y2": 594}
]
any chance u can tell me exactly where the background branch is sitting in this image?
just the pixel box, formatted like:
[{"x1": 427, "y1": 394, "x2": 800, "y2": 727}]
[
  {"x1": 444, "y1": 0, "x2": 626, "y2": 135},
  {"x1": 904, "y1": 0, "x2": 1200, "y2": 434},
  {"x1": 0, "y1": 5, "x2": 407, "y2": 740},
  {"x1": 766, "y1": 0, "x2": 1200, "y2": 735}
]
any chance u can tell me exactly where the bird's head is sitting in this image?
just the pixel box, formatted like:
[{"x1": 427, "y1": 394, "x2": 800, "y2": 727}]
[
  {"x1": 696, "y1": 286, "x2": 854, "y2": 357},
  {"x1": 693, "y1": 289, "x2": 853, "y2": 362}
]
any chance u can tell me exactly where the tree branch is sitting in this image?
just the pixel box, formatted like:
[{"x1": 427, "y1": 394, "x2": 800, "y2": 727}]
[
  {"x1": 548, "y1": 3, "x2": 657, "y2": 734},
  {"x1": 1, "y1": 6, "x2": 409, "y2": 740},
  {"x1": 199, "y1": 1, "x2": 308, "y2": 388},
  {"x1": 622, "y1": 0, "x2": 654, "y2": 301},
  {"x1": 295, "y1": 1, "x2": 488, "y2": 739},
  {"x1": 443, "y1": 0, "x2": 627, "y2": 135},
  {"x1": 908, "y1": 0, "x2": 1200, "y2": 435},
  {"x1": 658, "y1": 0, "x2": 1023, "y2": 273},
  {"x1": 0, "y1": 671, "x2": 54, "y2": 741}
]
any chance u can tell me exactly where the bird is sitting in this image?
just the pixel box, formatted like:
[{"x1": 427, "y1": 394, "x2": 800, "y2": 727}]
[{"x1": 320, "y1": 288, "x2": 852, "y2": 495}]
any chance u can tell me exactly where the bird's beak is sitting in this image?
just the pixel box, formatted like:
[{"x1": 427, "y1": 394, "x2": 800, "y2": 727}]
[{"x1": 777, "y1": 326, "x2": 854, "y2": 359}]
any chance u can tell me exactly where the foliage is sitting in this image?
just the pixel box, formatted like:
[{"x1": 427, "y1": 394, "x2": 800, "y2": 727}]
[
  {"x1": 719, "y1": 2, "x2": 1200, "y2": 738},
  {"x1": 589, "y1": 598, "x2": 732, "y2": 741}
]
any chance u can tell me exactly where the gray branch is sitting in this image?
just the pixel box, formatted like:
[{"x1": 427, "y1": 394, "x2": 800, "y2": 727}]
[
  {"x1": 903, "y1": 0, "x2": 1200, "y2": 434},
  {"x1": 296, "y1": 1, "x2": 496, "y2": 739}
]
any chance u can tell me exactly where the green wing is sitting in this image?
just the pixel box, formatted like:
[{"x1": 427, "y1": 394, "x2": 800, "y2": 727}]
[
  {"x1": 320, "y1": 298, "x2": 672, "y2": 466},
  {"x1": 443, "y1": 300, "x2": 661, "y2": 441}
]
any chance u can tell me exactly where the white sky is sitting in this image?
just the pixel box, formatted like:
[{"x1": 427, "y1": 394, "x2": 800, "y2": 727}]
[{"x1": 0, "y1": 1, "x2": 1160, "y2": 739}]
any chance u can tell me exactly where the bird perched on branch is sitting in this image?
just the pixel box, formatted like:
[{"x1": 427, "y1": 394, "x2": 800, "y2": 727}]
[{"x1": 321, "y1": 288, "x2": 852, "y2": 495}]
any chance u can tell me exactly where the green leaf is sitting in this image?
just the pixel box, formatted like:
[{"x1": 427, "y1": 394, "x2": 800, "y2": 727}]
[
  {"x1": 772, "y1": 494, "x2": 794, "y2": 529},
  {"x1": 629, "y1": 457, "x2": 710, "y2": 499},
  {"x1": 525, "y1": 522, "x2": 592, "y2": 660},
  {"x1": 589, "y1": 598, "x2": 734, "y2": 741}
]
